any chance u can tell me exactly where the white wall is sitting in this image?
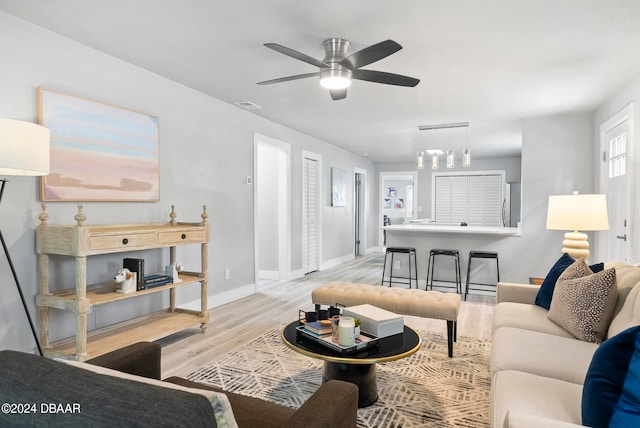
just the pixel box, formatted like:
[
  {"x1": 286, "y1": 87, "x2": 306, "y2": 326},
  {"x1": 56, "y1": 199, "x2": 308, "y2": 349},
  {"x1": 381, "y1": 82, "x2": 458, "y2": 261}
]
[{"x1": 0, "y1": 12, "x2": 376, "y2": 353}]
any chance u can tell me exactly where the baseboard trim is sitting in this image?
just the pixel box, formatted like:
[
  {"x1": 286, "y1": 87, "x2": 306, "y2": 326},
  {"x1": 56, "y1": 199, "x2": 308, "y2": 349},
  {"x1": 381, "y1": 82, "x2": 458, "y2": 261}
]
[
  {"x1": 258, "y1": 270, "x2": 279, "y2": 280},
  {"x1": 320, "y1": 253, "x2": 355, "y2": 270},
  {"x1": 178, "y1": 283, "x2": 257, "y2": 311}
]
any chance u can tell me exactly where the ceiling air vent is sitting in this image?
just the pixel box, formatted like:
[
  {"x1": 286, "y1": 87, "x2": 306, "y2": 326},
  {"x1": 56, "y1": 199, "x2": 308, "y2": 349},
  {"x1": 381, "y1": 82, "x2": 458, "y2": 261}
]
[{"x1": 235, "y1": 101, "x2": 262, "y2": 110}]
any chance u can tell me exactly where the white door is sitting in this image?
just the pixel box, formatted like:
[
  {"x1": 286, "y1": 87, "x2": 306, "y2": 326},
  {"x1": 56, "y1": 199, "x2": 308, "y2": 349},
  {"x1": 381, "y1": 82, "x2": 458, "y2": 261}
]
[
  {"x1": 303, "y1": 157, "x2": 319, "y2": 274},
  {"x1": 599, "y1": 106, "x2": 632, "y2": 262}
]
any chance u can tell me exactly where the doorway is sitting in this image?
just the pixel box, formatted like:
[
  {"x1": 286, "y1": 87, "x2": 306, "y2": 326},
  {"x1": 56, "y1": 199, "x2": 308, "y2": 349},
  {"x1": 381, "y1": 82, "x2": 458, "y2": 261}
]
[
  {"x1": 598, "y1": 103, "x2": 633, "y2": 262},
  {"x1": 378, "y1": 171, "x2": 418, "y2": 247},
  {"x1": 354, "y1": 168, "x2": 367, "y2": 256},
  {"x1": 255, "y1": 134, "x2": 290, "y2": 283}
]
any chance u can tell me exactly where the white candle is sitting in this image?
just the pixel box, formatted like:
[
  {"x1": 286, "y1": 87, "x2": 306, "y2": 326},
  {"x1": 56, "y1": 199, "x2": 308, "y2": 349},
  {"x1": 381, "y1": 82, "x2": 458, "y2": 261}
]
[{"x1": 338, "y1": 317, "x2": 355, "y2": 346}]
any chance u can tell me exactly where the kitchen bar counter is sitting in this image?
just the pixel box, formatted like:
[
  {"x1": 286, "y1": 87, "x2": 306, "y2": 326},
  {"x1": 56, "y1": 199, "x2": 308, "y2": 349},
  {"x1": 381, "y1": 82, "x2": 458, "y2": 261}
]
[
  {"x1": 381, "y1": 222, "x2": 522, "y2": 288},
  {"x1": 382, "y1": 223, "x2": 521, "y2": 236}
]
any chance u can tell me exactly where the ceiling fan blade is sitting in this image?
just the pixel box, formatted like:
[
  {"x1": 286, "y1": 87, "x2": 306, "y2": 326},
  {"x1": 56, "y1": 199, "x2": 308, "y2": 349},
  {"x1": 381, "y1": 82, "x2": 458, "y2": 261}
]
[
  {"x1": 352, "y1": 69, "x2": 420, "y2": 87},
  {"x1": 264, "y1": 43, "x2": 329, "y2": 69},
  {"x1": 330, "y1": 88, "x2": 347, "y2": 101},
  {"x1": 257, "y1": 72, "x2": 319, "y2": 85},
  {"x1": 340, "y1": 39, "x2": 402, "y2": 69}
]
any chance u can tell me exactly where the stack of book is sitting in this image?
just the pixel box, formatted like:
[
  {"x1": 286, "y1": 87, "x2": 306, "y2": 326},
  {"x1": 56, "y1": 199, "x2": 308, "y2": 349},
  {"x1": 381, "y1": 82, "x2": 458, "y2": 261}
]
[
  {"x1": 143, "y1": 274, "x2": 173, "y2": 289},
  {"x1": 302, "y1": 321, "x2": 333, "y2": 337}
]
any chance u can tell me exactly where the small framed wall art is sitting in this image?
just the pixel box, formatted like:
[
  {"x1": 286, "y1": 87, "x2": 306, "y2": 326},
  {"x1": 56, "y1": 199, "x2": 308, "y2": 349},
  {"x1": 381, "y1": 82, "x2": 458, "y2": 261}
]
[
  {"x1": 331, "y1": 167, "x2": 347, "y2": 207},
  {"x1": 37, "y1": 87, "x2": 160, "y2": 202}
]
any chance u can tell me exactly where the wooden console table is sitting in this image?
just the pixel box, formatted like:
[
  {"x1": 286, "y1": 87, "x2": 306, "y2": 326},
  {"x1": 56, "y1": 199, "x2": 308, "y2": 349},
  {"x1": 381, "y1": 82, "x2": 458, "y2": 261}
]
[{"x1": 36, "y1": 204, "x2": 209, "y2": 361}]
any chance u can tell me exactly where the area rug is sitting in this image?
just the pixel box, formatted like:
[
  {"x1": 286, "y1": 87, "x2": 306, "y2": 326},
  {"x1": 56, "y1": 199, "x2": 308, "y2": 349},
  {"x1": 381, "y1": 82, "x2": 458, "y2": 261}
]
[{"x1": 187, "y1": 328, "x2": 492, "y2": 427}]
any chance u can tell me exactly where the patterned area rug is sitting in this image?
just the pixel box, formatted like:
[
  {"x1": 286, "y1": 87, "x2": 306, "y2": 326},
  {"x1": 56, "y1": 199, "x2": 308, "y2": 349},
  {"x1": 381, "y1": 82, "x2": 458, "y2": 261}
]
[{"x1": 187, "y1": 328, "x2": 492, "y2": 427}]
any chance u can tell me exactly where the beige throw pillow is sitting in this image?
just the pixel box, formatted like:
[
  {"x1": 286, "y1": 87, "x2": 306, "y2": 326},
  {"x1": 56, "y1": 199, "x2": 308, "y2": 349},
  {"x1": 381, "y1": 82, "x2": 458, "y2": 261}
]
[
  {"x1": 556, "y1": 257, "x2": 594, "y2": 281},
  {"x1": 548, "y1": 265, "x2": 617, "y2": 343}
]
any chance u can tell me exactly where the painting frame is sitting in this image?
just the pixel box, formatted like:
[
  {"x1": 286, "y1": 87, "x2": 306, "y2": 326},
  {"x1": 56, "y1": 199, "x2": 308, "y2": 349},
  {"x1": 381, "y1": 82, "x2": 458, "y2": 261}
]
[
  {"x1": 37, "y1": 87, "x2": 160, "y2": 202},
  {"x1": 331, "y1": 167, "x2": 347, "y2": 207}
]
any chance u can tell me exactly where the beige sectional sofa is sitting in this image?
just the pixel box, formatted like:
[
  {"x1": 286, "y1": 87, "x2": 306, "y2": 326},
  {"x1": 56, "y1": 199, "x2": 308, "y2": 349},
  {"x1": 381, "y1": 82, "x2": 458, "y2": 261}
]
[{"x1": 490, "y1": 261, "x2": 640, "y2": 427}]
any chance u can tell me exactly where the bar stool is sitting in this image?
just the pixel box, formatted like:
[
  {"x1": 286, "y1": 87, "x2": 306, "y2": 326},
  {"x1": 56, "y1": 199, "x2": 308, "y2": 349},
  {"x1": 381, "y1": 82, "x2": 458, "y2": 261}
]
[
  {"x1": 381, "y1": 247, "x2": 418, "y2": 288},
  {"x1": 426, "y1": 249, "x2": 462, "y2": 293},
  {"x1": 465, "y1": 251, "x2": 500, "y2": 300}
]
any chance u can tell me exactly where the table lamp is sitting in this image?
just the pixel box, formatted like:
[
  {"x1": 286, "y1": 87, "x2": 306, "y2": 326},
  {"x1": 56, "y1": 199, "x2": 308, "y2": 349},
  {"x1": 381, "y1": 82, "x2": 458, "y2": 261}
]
[
  {"x1": 545, "y1": 192, "x2": 609, "y2": 260},
  {"x1": 0, "y1": 117, "x2": 50, "y2": 356}
]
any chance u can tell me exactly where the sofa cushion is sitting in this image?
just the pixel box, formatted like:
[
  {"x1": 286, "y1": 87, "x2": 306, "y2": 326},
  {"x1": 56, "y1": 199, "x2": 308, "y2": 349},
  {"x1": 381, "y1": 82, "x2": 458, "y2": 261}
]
[
  {"x1": 548, "y1": 265, "x2": 617, "y2": 343},
  {"x1": 607, "y1": 264, "x2": 640, "y2": 338},
  {"x1": 491, "y1": 327, "x2": 598, "y2": 384},
  {"x1": 492, "y1": 301, "x2": 574, "y2": 338},
  {"x1": 534, "y1": 253, "x2": 604, "y2": 310},
  {"x1": 61, "y1": 358, "x2": 237, "y2": 428},
  {"x1": 492, "y1": 370, "x2": 583, "y2": 428},
  {"x1": 609, "y1": 330, "x2": 640, "y2": 427},
  {"x1": 0, "y1": 350, "x2": 216, "y2": 427},
  {"x1": 582, "y1": 326, "x2": 640, "y2": 427}
]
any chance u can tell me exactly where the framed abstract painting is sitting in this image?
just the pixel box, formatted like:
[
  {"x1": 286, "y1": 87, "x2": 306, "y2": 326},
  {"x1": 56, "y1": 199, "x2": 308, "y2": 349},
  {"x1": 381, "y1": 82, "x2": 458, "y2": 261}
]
[{"x1": 37, "y1": 87, "x2": 160, "y2": 202}]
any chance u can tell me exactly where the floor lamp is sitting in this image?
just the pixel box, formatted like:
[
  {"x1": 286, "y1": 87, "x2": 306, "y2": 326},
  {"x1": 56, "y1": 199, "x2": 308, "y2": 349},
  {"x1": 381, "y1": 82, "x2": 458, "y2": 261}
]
[
  {"x1": 546, "y1": 192, "x2": 609, "y2": 260},
  {"x1": 0, "y1": 118, "x2": 50, "y2": 356}
]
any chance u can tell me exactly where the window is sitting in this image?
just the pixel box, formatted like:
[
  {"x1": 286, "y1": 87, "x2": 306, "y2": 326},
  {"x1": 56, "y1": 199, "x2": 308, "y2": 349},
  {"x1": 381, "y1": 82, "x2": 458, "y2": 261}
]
[
  {"x1": 609, "y1": 132, "x2": 627, "y2": 178},
  {"x1": 432, "y1": 171, "x2": 505, "y2": 226}
]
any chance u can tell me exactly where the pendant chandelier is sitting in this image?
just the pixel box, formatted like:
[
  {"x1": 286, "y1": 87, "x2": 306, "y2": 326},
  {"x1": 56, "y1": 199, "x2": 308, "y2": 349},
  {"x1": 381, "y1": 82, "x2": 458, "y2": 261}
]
[{"x1": 416, "y1": 122, "x2": 470, "y2": 170}]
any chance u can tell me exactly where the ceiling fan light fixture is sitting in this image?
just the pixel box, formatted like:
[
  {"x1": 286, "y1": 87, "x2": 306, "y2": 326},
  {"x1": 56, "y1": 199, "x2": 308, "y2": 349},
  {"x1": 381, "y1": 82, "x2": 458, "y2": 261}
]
[{"x1": 319, "y1": 69, "x2": 352, "y2": 89}]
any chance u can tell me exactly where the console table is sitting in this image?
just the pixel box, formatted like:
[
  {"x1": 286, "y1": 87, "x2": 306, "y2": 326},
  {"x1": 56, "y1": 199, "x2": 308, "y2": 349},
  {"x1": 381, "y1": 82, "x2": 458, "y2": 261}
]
[{"x1": 36, "y1": 204, "x2": 209, "y2": 361}]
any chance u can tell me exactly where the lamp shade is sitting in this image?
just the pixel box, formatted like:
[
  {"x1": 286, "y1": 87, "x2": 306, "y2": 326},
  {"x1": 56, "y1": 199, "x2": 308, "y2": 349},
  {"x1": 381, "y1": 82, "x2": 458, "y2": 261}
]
[
  {"x1": 546, "y1": 194, "x2": 609, "y2": 231},
  {"x1": 0, "y1": 118, "x2": 50, "y2": 176}
]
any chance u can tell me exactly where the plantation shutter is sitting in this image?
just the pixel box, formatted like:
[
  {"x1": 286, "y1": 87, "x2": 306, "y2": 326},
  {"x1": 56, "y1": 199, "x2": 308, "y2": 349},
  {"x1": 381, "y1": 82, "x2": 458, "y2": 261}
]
[
  {"x1": 433, "y1": 172, "x2": 504, "y2": 226},
  {"x1": 303, "y1": 157, "x2": 318, "y2": 273}
]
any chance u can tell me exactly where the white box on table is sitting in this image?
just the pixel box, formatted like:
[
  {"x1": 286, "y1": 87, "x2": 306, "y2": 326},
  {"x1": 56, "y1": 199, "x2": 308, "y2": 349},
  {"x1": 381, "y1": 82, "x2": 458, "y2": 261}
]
[{"x1": 342, "y1": 304, "x2": 404, "y2": 338}]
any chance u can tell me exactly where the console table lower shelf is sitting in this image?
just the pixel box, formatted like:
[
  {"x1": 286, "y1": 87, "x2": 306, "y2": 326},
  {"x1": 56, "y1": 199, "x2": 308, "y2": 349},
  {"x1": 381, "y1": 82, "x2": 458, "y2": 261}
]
[{"x1": 45, "y1": 309, "x2": 208, "y2": 361}]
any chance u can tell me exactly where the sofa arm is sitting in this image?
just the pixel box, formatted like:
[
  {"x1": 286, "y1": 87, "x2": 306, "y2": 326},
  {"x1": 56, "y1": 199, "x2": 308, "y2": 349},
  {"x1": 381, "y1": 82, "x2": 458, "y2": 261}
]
[
  {"x1": 86, "y1": 342, "x2": 161, "y2": 380},
  {"x1": 504, "y1": 411, "x2": 585, "y2": 428},
  {"x1": 286, "y1": 380, "x2": 358, "y2": 428},
  {"x1": 496, "y1": 282, "x2": 540, "y2": 304}
]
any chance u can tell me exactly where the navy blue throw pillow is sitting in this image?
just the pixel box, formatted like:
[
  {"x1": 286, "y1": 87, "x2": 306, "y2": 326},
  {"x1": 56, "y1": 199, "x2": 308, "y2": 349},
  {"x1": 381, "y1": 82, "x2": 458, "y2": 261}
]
[
  {"x1": 609, "y1": 331, "x2": 640, "y2": 427},
  {"x1": 582, "y1": 326, "x2": 640, "y2": 428},
  {"x1": 534, "y1": 253, "x2": 575, "y2": 309},
  {"x1": 534, "y1": 254, "x2": 605, "y2": 310}
]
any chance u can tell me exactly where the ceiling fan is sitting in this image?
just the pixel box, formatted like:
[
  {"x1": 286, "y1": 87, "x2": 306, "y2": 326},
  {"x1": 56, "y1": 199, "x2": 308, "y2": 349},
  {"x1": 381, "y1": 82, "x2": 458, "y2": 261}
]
[{"x1": 257, "y1": 38, "x2": 420, "y2": 100}]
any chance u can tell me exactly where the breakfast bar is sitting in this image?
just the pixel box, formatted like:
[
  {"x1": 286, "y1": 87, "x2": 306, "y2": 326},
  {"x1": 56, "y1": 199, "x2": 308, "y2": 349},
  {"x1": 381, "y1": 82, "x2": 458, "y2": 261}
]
[{"x1": 381, "y1": 223, "x2": 521, "y2": 289}]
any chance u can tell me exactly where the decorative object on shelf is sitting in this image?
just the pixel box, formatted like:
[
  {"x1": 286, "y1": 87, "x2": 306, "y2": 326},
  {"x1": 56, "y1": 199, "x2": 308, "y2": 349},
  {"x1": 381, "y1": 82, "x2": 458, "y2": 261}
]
[
  {"x1": 166, "y1": 263, "x2": 183, "y2": 284},
  {"x1": 0, "y1": 117, "x2": 50, "y2": 357},
  {"x1": 114, "y1": 268, "x2": 136, "y2": 294},
  {"x1": 37, "y1": 87, "x2": 160, "y2": 202},
  {"x1": 546, "y1": 192, "x2": 609, "y2": 259},
  {"x1": 123, "y1": 258, "x2": 145, "y2": 291}
]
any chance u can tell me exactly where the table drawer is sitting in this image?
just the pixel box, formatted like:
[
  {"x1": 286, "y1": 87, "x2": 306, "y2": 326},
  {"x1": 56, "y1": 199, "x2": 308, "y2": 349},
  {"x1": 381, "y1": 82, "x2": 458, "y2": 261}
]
[
  {"x1": 89, "y1": 233, "x2": 157, "y2": 251},
  {"x1": 158, "y1": 230, "x2": 206, "y2": 245}
]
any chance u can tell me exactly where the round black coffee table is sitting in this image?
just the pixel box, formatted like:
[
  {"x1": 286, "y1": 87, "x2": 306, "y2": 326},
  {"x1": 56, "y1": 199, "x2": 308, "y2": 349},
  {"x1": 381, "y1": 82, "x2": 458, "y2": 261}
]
[{"x1": 281, "y1": 320, "x2": 422, "y2": 407}]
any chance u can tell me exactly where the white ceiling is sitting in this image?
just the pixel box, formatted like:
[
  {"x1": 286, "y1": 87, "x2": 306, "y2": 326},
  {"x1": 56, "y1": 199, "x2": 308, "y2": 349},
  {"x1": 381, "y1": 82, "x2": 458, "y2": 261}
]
[{"x1": 2, "y1": 0, "x2": 640, "y2": 162}]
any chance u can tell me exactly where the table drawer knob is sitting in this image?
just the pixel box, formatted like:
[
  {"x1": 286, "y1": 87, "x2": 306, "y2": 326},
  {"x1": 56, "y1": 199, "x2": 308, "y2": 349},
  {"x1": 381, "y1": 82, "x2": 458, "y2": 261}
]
[
  {"x1": 181, "y1": 234, "x2": 187, "y2": 240},
  {"x1": 122, "y1": 238, "x2": 129, "y2": 245}
]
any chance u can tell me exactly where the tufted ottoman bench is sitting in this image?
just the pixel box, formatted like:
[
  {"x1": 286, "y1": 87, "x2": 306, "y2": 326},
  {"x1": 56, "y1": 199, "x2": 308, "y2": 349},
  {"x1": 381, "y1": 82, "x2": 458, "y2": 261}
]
[{"x1": 312, "y1": 282, "x2": 461, "y2": 357}]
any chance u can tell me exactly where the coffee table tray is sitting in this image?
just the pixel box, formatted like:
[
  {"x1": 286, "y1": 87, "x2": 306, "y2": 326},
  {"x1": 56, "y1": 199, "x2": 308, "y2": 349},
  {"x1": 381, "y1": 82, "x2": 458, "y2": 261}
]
[{"x1": 295, "y1": 325, "x2": 379, "y2": 355}]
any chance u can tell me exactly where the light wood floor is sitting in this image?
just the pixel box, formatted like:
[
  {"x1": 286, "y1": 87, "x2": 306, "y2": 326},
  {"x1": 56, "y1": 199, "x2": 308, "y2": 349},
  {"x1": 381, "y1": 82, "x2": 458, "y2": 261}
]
[{"x1": 159, "y1": 252, "x2": 496, "y2": 379}]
